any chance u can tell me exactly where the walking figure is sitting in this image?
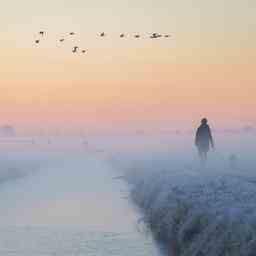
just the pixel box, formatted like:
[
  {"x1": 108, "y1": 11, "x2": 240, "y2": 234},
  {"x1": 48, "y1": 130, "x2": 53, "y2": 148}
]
[{"x1": 195, "y1": 118, "x2": 214, "y2": 163}]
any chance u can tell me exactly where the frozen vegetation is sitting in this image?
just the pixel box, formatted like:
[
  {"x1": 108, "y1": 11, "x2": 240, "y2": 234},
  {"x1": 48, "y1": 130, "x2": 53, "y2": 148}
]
[
  {"x1": 123, "y1": 167, "x2": 256, "y2": 256},
  {"x1": 0, "y1": 154, "x2": 39, "y2": 184},
  {"x1": 109, "y1": 133, "x2": 256, "y2": 256},
  {"x1": 1, "y1": 133, "x2": 256, "y2": 256}
]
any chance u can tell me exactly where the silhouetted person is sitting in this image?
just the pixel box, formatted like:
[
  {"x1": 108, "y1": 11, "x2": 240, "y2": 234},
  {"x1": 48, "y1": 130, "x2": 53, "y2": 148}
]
[{"x1": 195, "y1": 118, "x2": 214, "y2": 163}]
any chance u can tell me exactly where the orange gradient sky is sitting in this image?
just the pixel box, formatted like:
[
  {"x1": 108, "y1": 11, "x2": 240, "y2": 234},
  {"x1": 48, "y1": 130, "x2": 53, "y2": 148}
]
[{"x1": 1, "y1": 0, "x2": 255, "y2": 133}]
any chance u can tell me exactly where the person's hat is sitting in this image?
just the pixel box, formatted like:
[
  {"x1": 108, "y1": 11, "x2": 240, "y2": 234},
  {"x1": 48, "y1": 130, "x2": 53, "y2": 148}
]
[{"x1": 201, "y1": 118, "x2": 208, "y2": 124}]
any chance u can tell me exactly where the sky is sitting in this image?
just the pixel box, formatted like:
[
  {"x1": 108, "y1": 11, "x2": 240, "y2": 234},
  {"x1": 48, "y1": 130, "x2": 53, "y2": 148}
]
[{"x1": 0, "y1": 0, "x2": 255, "y2": 134}]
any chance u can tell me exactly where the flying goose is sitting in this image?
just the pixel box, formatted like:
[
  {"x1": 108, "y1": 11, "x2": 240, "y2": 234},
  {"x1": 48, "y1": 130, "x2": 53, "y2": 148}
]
[
  {"x1": 150, "y1": 33, "x2": 162, "y2": 39},
  {"x1": 72, "y1": 46, "x2": 79, "y2": 53}
]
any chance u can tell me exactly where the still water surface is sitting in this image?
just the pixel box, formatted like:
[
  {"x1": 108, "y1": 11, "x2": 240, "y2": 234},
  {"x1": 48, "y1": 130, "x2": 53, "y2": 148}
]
[{"x1": 0, "y1": 143, "x2": 160, "y2": 256}]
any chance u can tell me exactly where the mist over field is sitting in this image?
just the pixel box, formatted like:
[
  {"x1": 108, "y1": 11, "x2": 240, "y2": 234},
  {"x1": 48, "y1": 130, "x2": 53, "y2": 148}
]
[
  {"x1": 108, "y1": 131, "x2": 256, "y2": 256},
  {"x1": 0, "y1": 131, "x2": 255, "y2": 255},
  {"x1": 0, "y1": 0, "x2": 255, "y2": 254},
  {"x1": 0, "y1": 136, "x2": 160, "y2": 255}
]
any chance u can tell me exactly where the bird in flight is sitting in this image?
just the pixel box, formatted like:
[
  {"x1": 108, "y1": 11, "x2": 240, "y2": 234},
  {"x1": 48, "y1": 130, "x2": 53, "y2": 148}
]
[
  {"x1": 34, "y1": 30, "x2": 172, "y2": 55},
  {"x1": 150, "y1": 33, "x2": 162, "y2": 39},
  {"x1": 72, "y1": 46, "x2": 79, "y2": 53}
]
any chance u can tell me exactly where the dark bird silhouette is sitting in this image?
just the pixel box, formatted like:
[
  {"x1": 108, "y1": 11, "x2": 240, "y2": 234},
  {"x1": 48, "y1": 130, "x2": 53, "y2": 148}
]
[
  {"x1": 59, "y1": 39, "x2": 65, "y2": 42},
  {"x1": 39, "y1": 31, "x2": 45, "y2": 36},
  {"x1": 150, "y1": 33, "x2": 162, "y2": 39},
  {"x1": 100, "y1": 32, "x2": 106, "y2": 37},
  {"x1": 134, "y1": 34, "x2": 140, "y2": 38},
  {"x1": 69, "y1": 32, "x2": 75, "y2": 35},
  {"x1": 82, "y1": 50, "x2": 87, "y2": 53},
  {"x1": 164, "y1": 34, "x2": 171, "y2": 38},
  {"x1": 120, "y1": 33, "x2": 125, "y2": 38},
  {"x1": 72, "y1": 46, "x2": 79, "y2": 53},
  {"x1": 35, "y1": 40, "x2": 40, "y2": 44}
]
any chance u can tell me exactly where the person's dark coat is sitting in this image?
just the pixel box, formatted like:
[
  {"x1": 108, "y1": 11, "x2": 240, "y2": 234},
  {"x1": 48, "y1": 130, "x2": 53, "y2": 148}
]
[{"x1": 195, "y1": 123, "x2": 214, "y2": 152}]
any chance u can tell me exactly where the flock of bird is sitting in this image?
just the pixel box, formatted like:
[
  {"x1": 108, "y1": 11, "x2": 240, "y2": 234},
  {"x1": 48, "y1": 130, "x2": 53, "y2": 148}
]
[{"x1": 35, "y1": 31, "x2": 171, "y2": 54}]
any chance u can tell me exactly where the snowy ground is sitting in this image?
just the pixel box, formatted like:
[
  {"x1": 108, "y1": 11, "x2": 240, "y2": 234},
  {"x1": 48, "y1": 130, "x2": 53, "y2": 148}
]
[
  {"x1": 0, "y1": 136, "x2": 160, "y2": 256},
  {"x1": 108, "y1": 132, "x2": 256, "y2": 256},
  {"x1": 1, "y1": 133, "x2": 256, "y2": 255}
]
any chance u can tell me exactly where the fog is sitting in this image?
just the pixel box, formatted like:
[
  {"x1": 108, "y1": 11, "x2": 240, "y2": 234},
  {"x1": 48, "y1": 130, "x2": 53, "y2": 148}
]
[
  {"x1": 107, "y1": 132, "x2": 256, "y2": 256},
  {"x1": 0, "y1": 132, "x2": 255, "y2": 255},
  {"x1": 0, "y1": 137, "x2": 160, "y2": 255}
]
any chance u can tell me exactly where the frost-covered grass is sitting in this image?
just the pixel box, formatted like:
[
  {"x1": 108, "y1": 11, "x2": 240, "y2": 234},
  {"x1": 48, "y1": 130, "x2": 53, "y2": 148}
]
[
  {"x1": 0, "y1": 163, "x2": 25, "y2": 183},
  {"x1": 0, "y1": 150, "x2": 49, "y2": 185},
  {"x1": 106, "y1": 133, "x2": 256, "y2": 256},
  {"x1": 0, "y1": 158, "x2": 34, "y2": 184},
  {"x1": 122, "y1": 164, "x2": 256, "y2": 256}
]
